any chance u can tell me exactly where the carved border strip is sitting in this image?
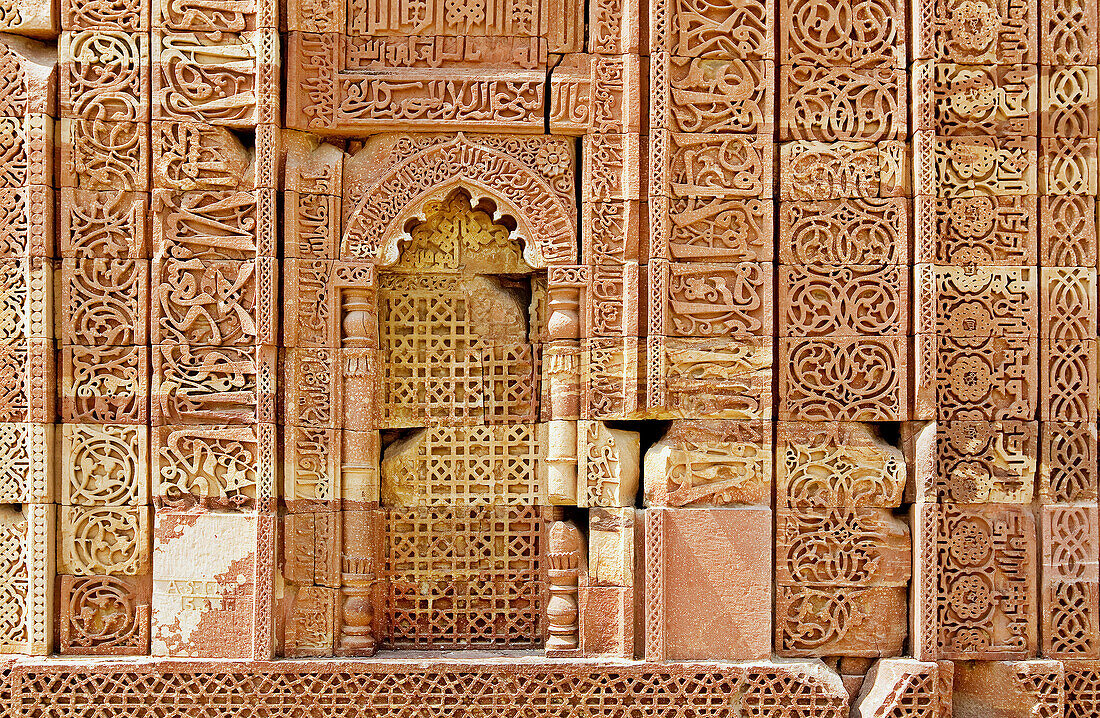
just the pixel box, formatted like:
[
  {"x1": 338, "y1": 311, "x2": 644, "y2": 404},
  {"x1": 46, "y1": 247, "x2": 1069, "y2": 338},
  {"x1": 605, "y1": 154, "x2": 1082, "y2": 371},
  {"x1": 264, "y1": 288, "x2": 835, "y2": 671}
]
[{"x1": 4, "y1": 658, "x2": 849, "y2": 717}]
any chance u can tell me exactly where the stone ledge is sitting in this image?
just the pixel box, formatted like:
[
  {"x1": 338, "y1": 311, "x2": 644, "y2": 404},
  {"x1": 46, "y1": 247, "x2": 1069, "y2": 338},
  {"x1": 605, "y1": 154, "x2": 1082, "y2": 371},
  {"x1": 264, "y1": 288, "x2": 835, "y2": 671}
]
[{"x1": 2, "y1": 658, "x2": 848, "y2": 717}]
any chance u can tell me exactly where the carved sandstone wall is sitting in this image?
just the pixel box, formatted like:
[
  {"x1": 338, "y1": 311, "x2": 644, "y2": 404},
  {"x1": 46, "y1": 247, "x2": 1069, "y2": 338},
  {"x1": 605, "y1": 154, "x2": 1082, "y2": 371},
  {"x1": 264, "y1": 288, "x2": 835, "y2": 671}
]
[{"x1": 0, "y1": 0, "x2": 1094, "y2": 715}]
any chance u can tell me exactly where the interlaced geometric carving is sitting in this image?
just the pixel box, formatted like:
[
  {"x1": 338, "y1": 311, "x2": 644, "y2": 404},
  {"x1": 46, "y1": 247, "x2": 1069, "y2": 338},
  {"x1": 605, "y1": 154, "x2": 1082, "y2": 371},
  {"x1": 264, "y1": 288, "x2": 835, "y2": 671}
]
[
  {"x1": 1041, "y1": 422, "x2": 1097, "y2": 502},
  {"x1": 383, "y1": 506, "x2": 548, "y2": 649},
  {"x1": 781, "y1": 0, "x2": 903, "y2": 66},
  {"x1": 6, "y1": 660, "x2": 850, "y2": 718},
  {"x1": 780, "y1": 337, "x2": 905, "y2": 420},
  {"x1": 377, "y1": 192, "x2": 538, "y2": 430},
  {"x1": 781, "y1": 264, "x2": 907, "y2": 335},
  {"x1": 381, "y1": 425, "x2": 540, "y2": 506},
  {"x1": 1043, "y1": 506, "x2": 1099, "y2": 657},
  {"x1": 781, "y1": 66, "x2": 905, "y2": 141},
  {"x1": 780, "y1": 198, "x2": 908, "y2": 265},
  {"x1": 1066, "y1": 663, "x2": 1100, "y2": 718},
  {"x1": 0, "y1": 509, "x2": 27, "y2": 648}
]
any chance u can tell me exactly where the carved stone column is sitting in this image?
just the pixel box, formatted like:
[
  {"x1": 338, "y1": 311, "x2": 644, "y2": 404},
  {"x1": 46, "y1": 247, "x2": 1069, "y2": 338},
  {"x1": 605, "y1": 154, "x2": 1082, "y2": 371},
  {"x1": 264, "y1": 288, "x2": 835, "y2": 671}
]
[
  {"x1": 338, "y1": 286, "x2": 383, "y2": 655},
  {"x1": 341, "y1": 287, "x2": 379, "y2": 505},
  {"x1": 546, "y1": 520, "x2": 585, "y2": 655},
  {"x1": 545, "y1": 268, "x2": 585, "y2": 421},
  {"x1": 337, "y1": 508, "x2": 383, "y2": 656}
]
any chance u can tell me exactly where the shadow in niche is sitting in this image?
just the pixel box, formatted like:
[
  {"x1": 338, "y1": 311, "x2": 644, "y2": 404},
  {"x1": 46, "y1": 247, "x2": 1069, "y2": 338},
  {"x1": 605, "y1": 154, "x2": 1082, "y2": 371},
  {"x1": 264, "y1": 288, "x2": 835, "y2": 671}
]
[{"x1": 605, "y1": 419, "x2": 672, "y2": 509}]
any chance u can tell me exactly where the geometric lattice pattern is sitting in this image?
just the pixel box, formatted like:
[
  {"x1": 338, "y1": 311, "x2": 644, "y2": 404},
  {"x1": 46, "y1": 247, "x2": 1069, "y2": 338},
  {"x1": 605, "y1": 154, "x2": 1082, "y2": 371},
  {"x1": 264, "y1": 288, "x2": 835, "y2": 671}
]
[{"x1": 383, "y1": 505, "x2": 549, "y2": 648}]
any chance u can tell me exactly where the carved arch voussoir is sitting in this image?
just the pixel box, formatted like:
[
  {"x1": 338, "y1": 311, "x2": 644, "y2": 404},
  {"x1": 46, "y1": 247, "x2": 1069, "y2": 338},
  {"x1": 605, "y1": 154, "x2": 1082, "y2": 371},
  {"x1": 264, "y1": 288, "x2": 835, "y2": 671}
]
[{"x1": 341, "y1": 134, "x2": 578, "y2": 269}]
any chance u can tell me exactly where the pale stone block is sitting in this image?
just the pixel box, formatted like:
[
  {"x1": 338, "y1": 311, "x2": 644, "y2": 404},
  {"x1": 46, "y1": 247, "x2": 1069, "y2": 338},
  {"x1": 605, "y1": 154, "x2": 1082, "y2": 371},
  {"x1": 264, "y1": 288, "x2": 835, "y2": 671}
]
[
  {"x1": 588, "y1": 507, "x2": 636, "y2": 587},
  {"x1": 151, "y1": 511, "x2": 260, "y2": 659}
]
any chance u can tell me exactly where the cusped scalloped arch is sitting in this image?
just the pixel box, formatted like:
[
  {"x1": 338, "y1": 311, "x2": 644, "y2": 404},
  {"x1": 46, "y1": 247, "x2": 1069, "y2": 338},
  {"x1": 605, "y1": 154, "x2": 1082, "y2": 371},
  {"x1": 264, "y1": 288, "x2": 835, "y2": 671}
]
[{"x1": 341, "y1": 134, "x2": 577, "y2": 269}]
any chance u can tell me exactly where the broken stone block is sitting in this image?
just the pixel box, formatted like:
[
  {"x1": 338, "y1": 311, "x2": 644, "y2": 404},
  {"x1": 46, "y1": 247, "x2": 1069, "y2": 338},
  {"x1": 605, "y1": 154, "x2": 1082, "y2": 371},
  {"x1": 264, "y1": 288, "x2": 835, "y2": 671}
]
[
  {"x1": 776, "y1": 508, "x2": 911, "y2": 587},
  {"x1": 380, "y1": 424, "x2": 543, "y2": 507},
  {"x1": 588, "y1": 507, "x2": 636, "y2": 587},
  {"x1": 645, "y1": 420, "x2": 770, "y2": 507},
  {"x1": 578, "y1": 420, "x2": 639, "y2": 507},
  {"x1": 953, "y1": 660, "x2": 1064, "y2": 718},
  {"x1": 778, "y1": 422, "x2": 904, "y2": 508},
  {"x1": 851, "y1": 659, "x2": 952, "y2": 718}
]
